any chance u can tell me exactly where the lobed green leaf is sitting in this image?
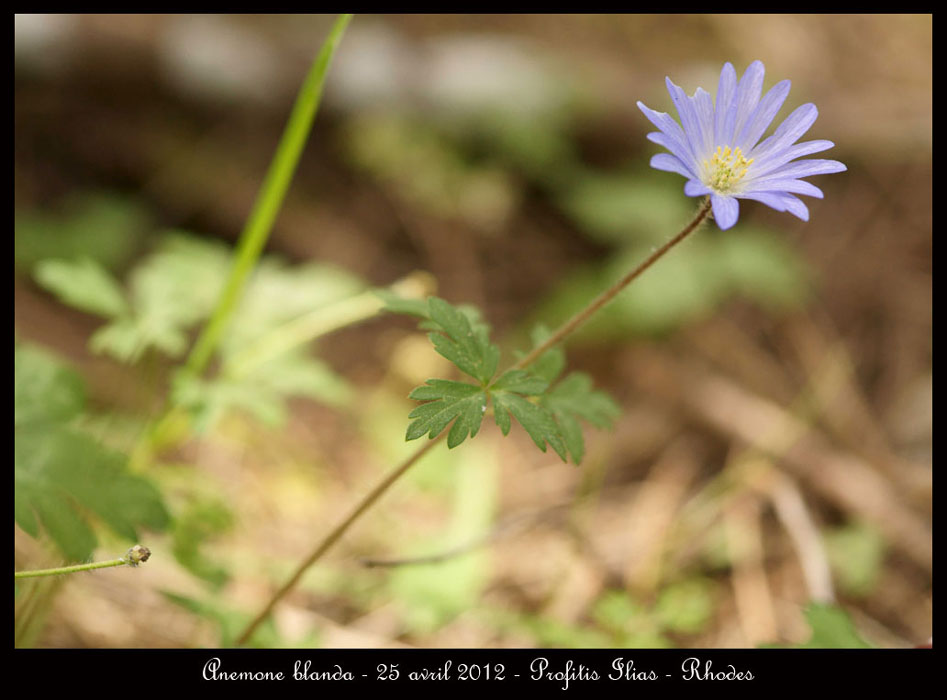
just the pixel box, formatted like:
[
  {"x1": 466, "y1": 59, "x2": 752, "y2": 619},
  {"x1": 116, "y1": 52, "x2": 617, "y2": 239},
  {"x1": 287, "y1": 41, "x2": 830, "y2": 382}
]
[
  {"x1": 406, "y1": 379, "x2": 488, "y2": 448},
  {"x1": 542, "y1": 371, "x2": 621, "y2": 464},
  {"x1": 426, "y1": 297, "x2": 500, "y2": 384},
  {"x1": 491, "y1": 369, "x2": 548, "y2": 395},
  {"x1": 15, "y1": 342, "x2": 170, "y2": 561},
  {"x1": 492, "y1": 391, "x2": 567, "y2": 461},
  {"x1": 14, "y1": 344, "x2": 85, "y2": 427}
]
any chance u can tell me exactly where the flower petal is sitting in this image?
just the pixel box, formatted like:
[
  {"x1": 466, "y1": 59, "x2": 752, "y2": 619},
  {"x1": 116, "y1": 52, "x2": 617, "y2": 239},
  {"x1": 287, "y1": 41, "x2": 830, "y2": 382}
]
[
  {"x1": 736, "y1": 79, "x2": 791, "y2": 152},
  {"x1": 749, "y1": 139, "x2": 837, "y2": 178},
  {"x1": 739, "y1": 191, "x2": 810, "y2": 221},
  {"x1": 749, "y1": 103, "x2": 819, "y2": 161},
  {"x1": 783, "y1": 139, "x2": 836, "y2": 158},
  {"x1": 743, "y1": 177, "x2": 824, "y2": 198},
  {"x1": 761, "y1": 159, "x2": 847, "y2": 180},
  {"x1": 779, "y1": 193, "x2": 811, "y2": 221},
  {"x1": 692, "y1": 87, "x2": 716, "y2": 158},
  {"x1": 650, "y1": 153, "x2": 696, "y2": 179},
  {"x1": 647, "y1": 132, "x2": 700, "y2": 176},
  {"x1": 637, "y1": 101, "x2": 698, "y2": 172},
  {"x1": 684, "y1": 179, "x2": 712, "y2": 196},
  {"x1": 715, "y1": 62, "x2": 738, "y2": 146},
  {"x1": 711, "y1": 194, "x2": 740, "y2": 230},
  {"x1": 739, "y1": 191, "x2": 787, "y2": 211},
  {"x1": 732, "y1": 60, "x2": 765, "y2": 141},
  {"x1": 637, "y1": 101, "x2": 688, "y2": 146},
  {"x1": 666, "y1": 77, "x2": 709, "y2": 162}
]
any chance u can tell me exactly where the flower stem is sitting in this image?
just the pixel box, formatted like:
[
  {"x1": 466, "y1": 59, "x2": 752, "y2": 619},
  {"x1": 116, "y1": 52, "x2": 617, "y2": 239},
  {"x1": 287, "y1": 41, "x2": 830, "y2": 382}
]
[
  {"x1": 15, "y1": 545, "x2": 151, "y2": 580},
  {"x1": 233, "y1": 196, "x2": 712, "y2": 646},
  {"x1": 183, "y1": 14, "x2": 353, "y2": 379}
]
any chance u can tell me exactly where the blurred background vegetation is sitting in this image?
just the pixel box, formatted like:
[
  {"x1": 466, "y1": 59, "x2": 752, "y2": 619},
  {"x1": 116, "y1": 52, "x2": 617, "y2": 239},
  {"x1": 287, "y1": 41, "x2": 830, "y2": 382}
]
[{"x1": 14, "y1": 14, "x2": 930, "y2": 648}]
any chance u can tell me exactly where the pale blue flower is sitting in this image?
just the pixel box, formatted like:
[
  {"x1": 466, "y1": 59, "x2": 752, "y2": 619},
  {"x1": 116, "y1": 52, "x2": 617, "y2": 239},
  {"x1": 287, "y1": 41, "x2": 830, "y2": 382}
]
[{"x1": 638, "y1": 60, "x2": 846, "y2": 230}]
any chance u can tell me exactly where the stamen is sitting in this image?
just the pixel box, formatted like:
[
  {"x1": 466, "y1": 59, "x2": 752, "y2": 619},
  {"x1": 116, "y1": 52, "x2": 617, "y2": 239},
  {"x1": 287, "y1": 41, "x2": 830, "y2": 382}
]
[{"x1": 703, "y1": 145, "x2": 754, "y2": 194}]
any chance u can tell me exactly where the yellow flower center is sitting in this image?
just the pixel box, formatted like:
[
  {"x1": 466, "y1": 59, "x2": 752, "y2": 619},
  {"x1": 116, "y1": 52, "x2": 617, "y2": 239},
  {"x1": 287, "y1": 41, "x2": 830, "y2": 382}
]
[{"x1": 704, "y1": 146, "x2": 754, "y2": 193}]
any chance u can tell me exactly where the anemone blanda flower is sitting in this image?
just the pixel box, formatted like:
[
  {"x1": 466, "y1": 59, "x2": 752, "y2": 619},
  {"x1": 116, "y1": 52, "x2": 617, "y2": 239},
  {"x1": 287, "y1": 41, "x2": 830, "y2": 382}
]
[{"x1": 637, "y1": 60, "x2": 846, "y2": 230}]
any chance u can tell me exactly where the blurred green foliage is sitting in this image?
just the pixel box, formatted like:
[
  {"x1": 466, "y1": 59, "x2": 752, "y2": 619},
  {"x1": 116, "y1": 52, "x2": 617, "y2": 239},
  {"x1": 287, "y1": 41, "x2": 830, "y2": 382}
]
[
  {"x1": 343, "y1": 113, "x2": 518, "y2": 230},
  {"x1": 34, "y1": 257, "x2": 129, "y2": 318},
  {"x1": 591, "y1": 590, "x2": 673, "y2": 648},
  {"x1": 794, "y1": 603, "x2": 873, "y2": 648},
  {"x1": 169, "y1": 487, "x2": 235, "y2": 589},
  {"x1": 594, "y1": 579, "x2": 717, "y2": 646},
  {"x1": 493, "y1": 578, "x2": 717, "y2": 649},
  {"x1": 14, "y1": 342, "x2": 170, "y2": 561},
  {"x1": 758, "y1": 603, "x2": 873, "y2": 648},
  {"x1": 653, "y1": 578, "x2": 717, "y2": 634},
  {"x1": 824, "y1": 523, "x2": 886, "y2": 598},
  {"x1": 29, "y1": 224, "x2": 363, "y2": 432},
  {"x1": 15, "y1": 193, "x2": 150, "y2": 272},
  {"x1": 162, "y1": 591, "x2": 302, "y2": 648}
]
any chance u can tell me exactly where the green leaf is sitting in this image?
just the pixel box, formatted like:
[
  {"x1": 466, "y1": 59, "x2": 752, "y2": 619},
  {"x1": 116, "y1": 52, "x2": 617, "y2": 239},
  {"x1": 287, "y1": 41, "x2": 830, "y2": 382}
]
[
  {"x1": 228, "y1": 258, "x2": 365, "y2": 352},
  {"x1": 492, "y1": 391, "x2": 567, "y2": 461},
  {"x1": 18, "y1": 484, "x2": 97, "y2": 561},
  {"x1": 542, "y1": 372, "x2": 621, "y2": 464},
  {"x1": 34, "y1": 257, "x2": 129, "y2": 318},
  {"x1": 174, "y1": 351, "x2": 354, "y2": 434},
  {"x1": 130, "y1": 233, "x2": 231, "y2": 329},
  {"x1": 15, "y1": 192, "x2": 149, "y2": 272},
  {"x1": 14, "y1": 344, "x2": 85, "y2": 427},
  {"x1": 249, "y1": 353, "x2": 353, "y2": 409},
  {"x1": 15, "y1": 343, "x2": 170, "y2": 560},
  {"x1": 796, "y1": 603, "x2": 873, "y2": 648},
  {"x1": 90, "y1": 316, "x2": 189, "y2": 363},
  {"x1": 162, "y1": 592, "x2": 286, "y2": 648},
  {"x1": 172, "y1": 374, "x2": 286, "y2": 433},
  {"x1": 82, "y1": 233, "x2": 230, "y2": 363},
  {"x1": 425, "y1": 297, "x2": 500, "y2": 384},
  {"x1": 15, "y1": 422, "x2": 169, "y2": 561},
  {"x1": 491, "y1": 369, "x2": 548, "y2": 395},
  {"x1": 171, "y1": 496, "x2": 235, "y2": 589},
  {"x1": 16, "y1": 427, "x2": 169, "y2": 541},
  {"x1": 406, "y1": 379, "x2": 488, "y2": 448}
]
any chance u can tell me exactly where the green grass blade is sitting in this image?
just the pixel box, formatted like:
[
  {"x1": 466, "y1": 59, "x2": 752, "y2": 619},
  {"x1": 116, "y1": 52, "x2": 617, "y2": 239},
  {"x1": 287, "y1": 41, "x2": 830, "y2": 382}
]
[{"x1": 184, "y1": 13, "x2": 353, "y2": 377}]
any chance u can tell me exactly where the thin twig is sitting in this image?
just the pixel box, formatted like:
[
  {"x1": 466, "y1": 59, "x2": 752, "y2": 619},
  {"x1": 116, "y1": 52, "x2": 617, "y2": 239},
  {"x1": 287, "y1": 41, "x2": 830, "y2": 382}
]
[
  {"x1": 359, "y1": 504, "x2": 569, "y2": 569},
  {"x1": 14, "y1": 545, "x2": 151, "y2": 580}
]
